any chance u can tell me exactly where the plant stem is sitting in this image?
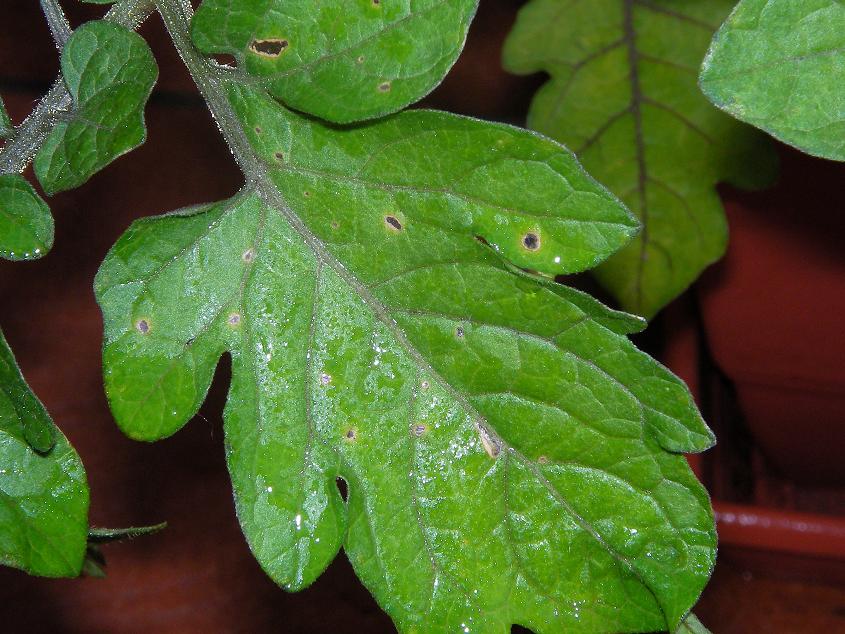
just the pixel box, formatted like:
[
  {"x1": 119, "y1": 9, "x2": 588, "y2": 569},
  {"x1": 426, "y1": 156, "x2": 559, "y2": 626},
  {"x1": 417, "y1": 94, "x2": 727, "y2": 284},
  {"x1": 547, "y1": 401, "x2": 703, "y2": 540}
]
[
  {"x1": 39, "y1": 0, "x2": 72, "y2": 50},
  {"x1": 154, "y1": 0, "x2": 259, "y2": 179},
  {"x1": 0, "y1": 0, "x2": 155, "y2": 175}
]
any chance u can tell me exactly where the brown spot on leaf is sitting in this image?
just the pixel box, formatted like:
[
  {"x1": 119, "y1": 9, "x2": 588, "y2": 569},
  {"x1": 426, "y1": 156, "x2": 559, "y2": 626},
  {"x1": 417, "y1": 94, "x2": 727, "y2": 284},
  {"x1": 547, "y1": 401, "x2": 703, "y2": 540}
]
[
  {"x1": 522, "y1": 232, "x2": 541, "y2": 251},
  {"x1": 242, "y1": 248, "x2": 255, "y2": 263},
  {"x1": 455, "y1": 326, "x2": 464, "y2": 338},
  {"x1": 412, "y1": 423, "x2": 427, "y2": 437},
  {"x1": 344, "y1": 428, "x2": 357, "y2": 442},
  {"x1": 537, "y1": 455, "x2": 549, "y2": 465},
  {"x1": 378, "y1": 81, "x2": 391, "y2": 92},
  {"x1": 249, "y1": 38, "x2": 289, "y2": 58},
  {"x1": 384, "y1": 215, "x2": 402, "y2": 232},
  {"x1": 227, "y1": 313, "x2": 241, "y2": 326},
  {"x1": 136, "y1": 319, "x2": 150, "y2": 334}
]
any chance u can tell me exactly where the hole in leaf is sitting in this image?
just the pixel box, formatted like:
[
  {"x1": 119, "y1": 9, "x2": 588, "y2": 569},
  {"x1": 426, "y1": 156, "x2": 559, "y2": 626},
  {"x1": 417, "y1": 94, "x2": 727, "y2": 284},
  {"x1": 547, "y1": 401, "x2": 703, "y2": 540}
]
[
  {"x1": 384, "y1": 215, "x2": 402, "y2": 232},
  {"x1": 136, "y1": 319, "x2": 150, "y2": 334},
  {"x1": 249, "y1": 38, "x2": 289, "y2": 58},
  {"x1": 336, "y1": 477, "x2": 349, "y2": 502},
  {"x1": 213, "y1": 53, "x2": 238, "y2": 68},
  {"x1": 522, "y1": 232, "x2": 540, "y2": 251}
]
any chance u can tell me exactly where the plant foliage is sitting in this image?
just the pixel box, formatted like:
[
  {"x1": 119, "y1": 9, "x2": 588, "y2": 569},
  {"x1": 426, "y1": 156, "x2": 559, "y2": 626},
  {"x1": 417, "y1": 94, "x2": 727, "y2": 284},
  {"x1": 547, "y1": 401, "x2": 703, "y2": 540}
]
[
  {"x1": 0, "y1": 3, "x2": 159, "y2": 578},
  {"x1": 92, "y1": 1, "x2": 717, "y2": 631},
  {"x1": 503, "y1": 0, "x2": 775, "y2": 318},
  {"x1": 0, "y1": 328, "x2": 89, "y2": 577},
  {"x1": 701, "y1": 0, "x2": 845, "y2": 161}
]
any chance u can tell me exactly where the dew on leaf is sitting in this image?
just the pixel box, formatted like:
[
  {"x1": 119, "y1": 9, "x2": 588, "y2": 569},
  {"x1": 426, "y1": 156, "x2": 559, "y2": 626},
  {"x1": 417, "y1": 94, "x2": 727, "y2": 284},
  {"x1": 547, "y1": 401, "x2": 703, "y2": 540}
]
[
  {"x1": 249, "y1": 38, "x2": 289, "y2": 58},
  {"x1": 522, "y1": 232, "x2": 541, "y2": 251}
]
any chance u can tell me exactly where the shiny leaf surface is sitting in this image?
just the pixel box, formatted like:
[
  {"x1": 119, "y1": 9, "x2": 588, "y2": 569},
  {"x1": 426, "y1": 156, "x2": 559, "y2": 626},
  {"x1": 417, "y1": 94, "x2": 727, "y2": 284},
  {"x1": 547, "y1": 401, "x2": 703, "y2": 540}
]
[
  {"x1": 190, "y1": 0, "x2": 478, "y2": 124},
  {"x1": 97, "y1": 78, "x2": 715, "y2": 632},
  {"x1": 34, "y1": 20, "x2": 157, "y2": 195},
  {"x1": 503, "y1": 0, "x2": 775, "y2": 318},
  {"x1": 0, "y1": 174, "x2": 53, "y2": 261},
  {"x1": 701, "y1": 0, "x2": 845, "y2": 161},
  {"x1": 0, "y1": 328, "x2": 89, "y2": 577}
]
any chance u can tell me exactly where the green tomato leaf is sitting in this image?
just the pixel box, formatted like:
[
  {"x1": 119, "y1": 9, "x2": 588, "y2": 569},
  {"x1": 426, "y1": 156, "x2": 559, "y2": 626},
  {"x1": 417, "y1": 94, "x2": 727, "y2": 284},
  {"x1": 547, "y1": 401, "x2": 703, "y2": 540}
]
[
  {"x1": 190, "y1": 0, "x2": 478, "y2": 124},
  {"x1": 34, "y1": 20, "x2": 158, "y2": 195},
  {"x1": 503, "y1": 0, "x2": 776, "y2": 318},
  {"x1": 97, "y1": 79, "x2": 715, "y2": 633},
  {"x1": 0, "y1": 174, "x2": 53, "y2": 261},
  {"x1": 0, "y1": 97, "x2": 11, "y2": 138},
  {"x1": 0, "y1": 327, "x2": 89, "y2": 577},
  {"x1": 701, "y1": 0, "x2": 845, "y2": 161}
]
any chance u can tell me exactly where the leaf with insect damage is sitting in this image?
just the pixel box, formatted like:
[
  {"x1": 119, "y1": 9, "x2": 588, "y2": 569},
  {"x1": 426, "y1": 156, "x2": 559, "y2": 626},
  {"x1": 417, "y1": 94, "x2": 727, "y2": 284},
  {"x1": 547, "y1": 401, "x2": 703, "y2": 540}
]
[
  {"x1": 0, "y1": 327, "x2": 89, "y2": 577},
  {"x1": 190, "y1": 0, "x2": 479, "y2": 124},
  {"x1": 97, "y1": 73, "x2": 715, "y2": 632},
  {"x1": 34, "y1": 20, "x2": 157, "y2": 195},
  {"x1": 503, "y1": 0, "x2": 776, "y2": 318}
]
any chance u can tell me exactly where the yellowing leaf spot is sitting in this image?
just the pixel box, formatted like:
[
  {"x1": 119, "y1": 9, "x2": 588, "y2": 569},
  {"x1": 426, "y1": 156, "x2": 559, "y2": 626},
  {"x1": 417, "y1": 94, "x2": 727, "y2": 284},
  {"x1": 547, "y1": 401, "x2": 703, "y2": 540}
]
[{"x1": 476, "y1": 421, "x2": 502, "y2": 459}]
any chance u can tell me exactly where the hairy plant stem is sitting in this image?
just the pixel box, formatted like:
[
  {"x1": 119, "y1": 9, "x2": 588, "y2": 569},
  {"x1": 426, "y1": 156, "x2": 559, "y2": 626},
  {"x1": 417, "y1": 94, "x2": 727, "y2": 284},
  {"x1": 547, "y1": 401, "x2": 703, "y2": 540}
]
[
  {"x1": 0, "y1": 0, "x2": 155, "y2": 175},
  {"x1": 39, "y1": 0, "x2": 72, "y2": 50}
]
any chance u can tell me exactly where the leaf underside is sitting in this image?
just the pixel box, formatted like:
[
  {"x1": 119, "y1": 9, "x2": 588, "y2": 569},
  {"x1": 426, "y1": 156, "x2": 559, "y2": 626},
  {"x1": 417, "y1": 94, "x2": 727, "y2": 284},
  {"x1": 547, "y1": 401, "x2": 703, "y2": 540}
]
[
  {"x1": 190, "y1": 0, "x2": 479, "y2": 124},
  {"x1": 97, "y1": 71, "x2": 715, "y2": 632},
  {"x1": 0, "y1": 174, "x2": 53, "y2": 261},
  {"x1": 701, "y1": 0, "x2": 845, "y2": 161},
  {"x1": 34, "y1": 20, "x2": 158, "y2": 195},
  {"x1": 0, "y1": 328, "x2": 89, "y2": 577},
  {"x1": 503, "y1": 0, "x2": 776, "y2": 318}
]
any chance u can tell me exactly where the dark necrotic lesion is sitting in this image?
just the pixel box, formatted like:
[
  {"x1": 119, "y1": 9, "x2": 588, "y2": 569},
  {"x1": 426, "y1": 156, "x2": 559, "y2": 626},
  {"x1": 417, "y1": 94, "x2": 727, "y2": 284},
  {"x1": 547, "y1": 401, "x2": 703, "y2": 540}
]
[{"x1": 249, "y1": 39, "x2": 289, "y2": 57}]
